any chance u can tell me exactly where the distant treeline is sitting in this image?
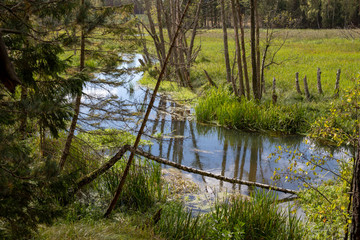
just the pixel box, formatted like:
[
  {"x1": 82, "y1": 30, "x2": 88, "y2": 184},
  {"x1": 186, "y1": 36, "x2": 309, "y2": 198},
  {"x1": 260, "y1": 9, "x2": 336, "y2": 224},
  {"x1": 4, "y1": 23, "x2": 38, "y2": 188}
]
[{"x1": 102, "y1": 0, "x2": 360, "y2": 29}]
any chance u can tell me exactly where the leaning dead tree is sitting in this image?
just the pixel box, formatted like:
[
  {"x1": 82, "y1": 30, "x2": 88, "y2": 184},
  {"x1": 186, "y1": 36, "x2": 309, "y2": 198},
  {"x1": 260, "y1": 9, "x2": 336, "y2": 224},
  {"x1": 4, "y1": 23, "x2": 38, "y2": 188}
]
[
  {"x1": 141, "y1": 0, "x2": 202, "y2": 89},
  {"x1": 104, "y1": 0, "x2": 194, "y2": 218}
]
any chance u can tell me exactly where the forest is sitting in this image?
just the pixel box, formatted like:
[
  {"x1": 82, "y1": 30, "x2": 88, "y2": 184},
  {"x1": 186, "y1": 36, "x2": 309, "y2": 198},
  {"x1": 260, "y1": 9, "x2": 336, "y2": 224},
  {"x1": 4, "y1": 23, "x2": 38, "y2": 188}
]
[{"x1": 1, "y1": 0, "x2": 360, "y2": 239}]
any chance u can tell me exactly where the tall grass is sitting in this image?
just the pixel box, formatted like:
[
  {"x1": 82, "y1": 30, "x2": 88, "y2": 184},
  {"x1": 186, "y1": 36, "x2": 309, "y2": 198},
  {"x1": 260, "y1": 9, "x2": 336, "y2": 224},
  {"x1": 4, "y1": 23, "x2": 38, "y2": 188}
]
[
  {"x1": 62, "y1": 156, "x2": 166, "y2": 223},
  {"x1": 154, "y1": 190, "x2": 306, "y2": 240},
  {"x1": 94, "y1": 156, "x2": 166, "y2": 212},
  {"x1": 195, "y1": 87, "x2": 317, "y2": 134}
]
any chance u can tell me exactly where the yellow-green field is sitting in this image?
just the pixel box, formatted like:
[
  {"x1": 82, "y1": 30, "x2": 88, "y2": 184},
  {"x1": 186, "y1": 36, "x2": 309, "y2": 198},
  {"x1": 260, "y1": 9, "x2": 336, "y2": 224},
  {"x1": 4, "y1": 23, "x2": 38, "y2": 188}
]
[{"x1": 192, "y1": 29, "x2": 360, "y2": 99}]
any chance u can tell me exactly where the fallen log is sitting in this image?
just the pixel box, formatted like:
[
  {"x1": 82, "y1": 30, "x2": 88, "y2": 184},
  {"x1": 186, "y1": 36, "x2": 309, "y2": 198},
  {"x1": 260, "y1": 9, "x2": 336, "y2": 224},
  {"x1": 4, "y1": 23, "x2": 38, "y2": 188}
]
[
  {"x1": 72, "y1": 144, "x2": 130, "y2": 195},
  {"x1": 131, "y1": 147, "x2": 298, "y2": 195}
]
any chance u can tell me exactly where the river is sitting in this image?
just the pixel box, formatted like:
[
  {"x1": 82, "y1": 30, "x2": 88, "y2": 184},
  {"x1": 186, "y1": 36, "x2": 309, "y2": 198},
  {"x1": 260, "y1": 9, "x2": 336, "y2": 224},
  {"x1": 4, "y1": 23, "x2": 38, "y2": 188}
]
[{"x1": 83, "y1": 54, "x2": 346, "y2": 204}]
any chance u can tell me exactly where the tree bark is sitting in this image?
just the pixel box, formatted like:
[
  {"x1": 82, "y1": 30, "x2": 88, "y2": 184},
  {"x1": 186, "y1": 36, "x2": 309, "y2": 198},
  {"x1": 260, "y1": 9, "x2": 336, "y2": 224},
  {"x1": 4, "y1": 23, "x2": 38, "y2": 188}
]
[
  {"x1": 72, "y1": 145, "x2": 130, "y2": 196},
  {"x1": 0, "y1": 32, "x2": 21, "y2": 93},
  {"x1": 59, "y1": 3, "x2": 85, "y2": 170},
  {"x1": 351, "y1": 143, "x2": 360, "y2": 239},
  {"x1": 255, "y1": 0, "x2": 261, "y2": 99},
  {"x1": 250, "y1": 0, "x2": 259, "y2": 99},
  {"x1": 132, "y1": 147, "x2": 298, "y2": 195},
  {"x1": 231, "y1": 0, "x2": 244, "y2": 97},
  {"x1": 237, "y1": 2, "x2": 250, "y2": 99},
  {"x1": 220, "y1": 0, "x2": 232, "y2": 84}
]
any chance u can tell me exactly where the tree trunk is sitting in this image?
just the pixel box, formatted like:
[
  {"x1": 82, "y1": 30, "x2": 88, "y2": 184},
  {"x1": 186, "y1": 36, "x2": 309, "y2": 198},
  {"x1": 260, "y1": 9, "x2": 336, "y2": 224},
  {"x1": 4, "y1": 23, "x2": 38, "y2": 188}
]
[
  {"x1": 231, "y1": 0, "x2": 244, "y2": 97},
  {"x1": 351, "y1": 145, "x2": 360, "y2": 239},
  {"x1": 104, "y1": 0, "x2": 192, "y2": 218},
  {"x1": 145, "y1": 0, "x2": 163, "y2": 67},
  {"x1": 237, "y1": 2, "x2": 250, "y2": 99},
  {"x1": 250, "y1": 0, "x2": 259, "y2": 99},
  {"x1": 59, "y1": 5, "x2": 85, "y2": 170},
  {"x1": 220, "y1": 0, "x2": 232, "y2": 84},
  {"x1": 255, "y1": 0, "x2": 261, "y2": 99},
  {"x1": 156, "y1": 0, "x2": 166, "y2": 65}
]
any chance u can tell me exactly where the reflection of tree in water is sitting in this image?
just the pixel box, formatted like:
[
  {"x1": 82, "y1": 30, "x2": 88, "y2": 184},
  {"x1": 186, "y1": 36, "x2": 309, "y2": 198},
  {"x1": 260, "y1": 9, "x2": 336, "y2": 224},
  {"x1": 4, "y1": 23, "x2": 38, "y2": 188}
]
[
  {"x1": 220, "y1": 139, "x2": 229, "y2": 189},
  {"x1": 171, "y1": 102, "x2": 186, "y2": 164},
  {"x1": 189, "y1": 121, "x2": 206, "y2": 183}
]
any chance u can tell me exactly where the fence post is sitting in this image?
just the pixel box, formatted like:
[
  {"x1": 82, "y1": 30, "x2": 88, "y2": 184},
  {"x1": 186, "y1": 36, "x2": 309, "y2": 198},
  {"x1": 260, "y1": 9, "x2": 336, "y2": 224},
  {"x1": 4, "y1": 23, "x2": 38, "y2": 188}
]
[
  {"x1": 295, "y1": 72, "x2": 302, "y2": 94},
  {"x1": 303, "y1": 75, "x2": 311, "y2": 100},
  {"x1": 317, "y1": 68, "x2": 323, "y2": 94},
  {"x1": 334, "y1": 69, "x2": 341, "y2": 98}
]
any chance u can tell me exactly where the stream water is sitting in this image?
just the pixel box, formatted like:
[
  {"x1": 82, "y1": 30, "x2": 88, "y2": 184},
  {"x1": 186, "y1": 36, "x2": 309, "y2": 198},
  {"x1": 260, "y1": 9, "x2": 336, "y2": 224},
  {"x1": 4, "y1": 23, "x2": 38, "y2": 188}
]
[{"x1": 83, "y1": 54, "x2": 346, "y2": 205}]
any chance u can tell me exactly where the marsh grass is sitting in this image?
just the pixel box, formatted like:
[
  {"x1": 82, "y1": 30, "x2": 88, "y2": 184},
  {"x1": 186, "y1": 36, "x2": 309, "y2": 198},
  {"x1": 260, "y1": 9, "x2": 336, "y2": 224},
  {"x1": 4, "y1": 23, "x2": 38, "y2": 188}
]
[
  {"x1": 195, "y1": 86, "x2": 318, "y2": 133},
  {"x1": 155, "y1": 190, "x2": 306, "y2": 240}
]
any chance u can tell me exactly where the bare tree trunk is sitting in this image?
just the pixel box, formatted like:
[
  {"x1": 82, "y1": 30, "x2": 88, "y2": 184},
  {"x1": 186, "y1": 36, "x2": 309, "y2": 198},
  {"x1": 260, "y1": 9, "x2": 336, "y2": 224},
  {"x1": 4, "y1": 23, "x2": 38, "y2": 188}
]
[
  {"x1": 220, "y1": 0, "x2": 232, "y2": 84},
  {"x1": 237, "y1": 2, "x2": 250, "y2": 99},
  {"x1": 260, "y1": 44, "x2": 269, "y2": 94},
  {"x1": 231, "y1": 0, "x2": 244, "y2": 97},
  {"x1": 137, "y1": 24, "x2": 151, "y2": 65},
  {"x1": 156, "y1": 0, "x2": 166, "y2": 64},
  {"x1": 145, "y1": 0, "x2": 163, "y2": 67},
  {"x1": 250, "y1": 0, "x2": 259, "y2": 99},
  {"x1": 351, "y1": 143, "x2": 360, "y2": 239},
  {"x1": 186, "y1": 0, "x2": 202, "y2": 84},
  {"x1": 104, "y1": 0, "x2": 192, "y2": 218},
  {"x1": 255, "y1": 0, "x2": 261, "y2": 99},
  {"x1": 59, "y1": 3, "x2": 85, "y2": 170}
]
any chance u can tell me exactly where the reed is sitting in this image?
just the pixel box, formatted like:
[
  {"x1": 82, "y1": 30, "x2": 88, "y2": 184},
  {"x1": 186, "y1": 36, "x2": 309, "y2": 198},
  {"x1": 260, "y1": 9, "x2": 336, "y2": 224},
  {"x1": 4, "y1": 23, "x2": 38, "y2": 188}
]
[{"x1": 195, "y1": 86, "x2": 314, "y2": 134}]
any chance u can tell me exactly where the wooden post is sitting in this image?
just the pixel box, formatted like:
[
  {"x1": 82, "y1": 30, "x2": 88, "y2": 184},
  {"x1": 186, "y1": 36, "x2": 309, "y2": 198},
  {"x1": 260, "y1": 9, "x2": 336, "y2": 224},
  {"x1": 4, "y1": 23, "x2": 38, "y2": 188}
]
[
  {"x1": 303, "y1": 75, "x2": 311, "y2": 100},
  {"x1": 272, "y1": 77, "x2": 277, "y2": 104},
  {"x1": 295, "y1": 72, "x2": 302, "y2": 94},
  {"x1": 334, "y1": 69, "x2": 341, "y2": 98},
  {"x1": 317, "y1": 68, "x2": 323, "y2": 94}
]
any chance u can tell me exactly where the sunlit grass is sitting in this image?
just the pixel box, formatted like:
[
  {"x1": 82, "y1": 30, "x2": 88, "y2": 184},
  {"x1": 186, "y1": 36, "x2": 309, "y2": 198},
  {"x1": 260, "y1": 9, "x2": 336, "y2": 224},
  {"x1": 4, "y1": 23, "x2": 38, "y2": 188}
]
[{"x1": 192, "y1": 29, "x2": 360, "y2": 98}]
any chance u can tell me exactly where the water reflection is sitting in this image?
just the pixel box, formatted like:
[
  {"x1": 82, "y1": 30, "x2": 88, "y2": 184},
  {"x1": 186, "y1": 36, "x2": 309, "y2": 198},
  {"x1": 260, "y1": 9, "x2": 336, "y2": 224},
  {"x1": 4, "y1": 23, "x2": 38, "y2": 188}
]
[{"x1": 82, "y1": 54, "x2": 344, "y2": 196}]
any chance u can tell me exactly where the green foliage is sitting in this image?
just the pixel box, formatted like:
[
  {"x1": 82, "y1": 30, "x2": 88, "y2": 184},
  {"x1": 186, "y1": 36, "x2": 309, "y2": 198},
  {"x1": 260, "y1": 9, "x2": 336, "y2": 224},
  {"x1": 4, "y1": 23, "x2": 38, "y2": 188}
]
[
  {"x1": 155, "y1": 190, "x2": 306, "y2": 240},
  {"x1": 195, "y1": 87, "x2": 313, "y2": 134},
  {"x1": 298, "y1": 178, "x2": 350, "y2": 239},
  {"x1": 155, "y1": 202, "x2": 210, "y2": 240},
  {"x1": 270, "y1": 141, "x2": 352, "y2": 238},
  {"x1": 310, "y1": 79, "x2": 360, "y2": 146}
]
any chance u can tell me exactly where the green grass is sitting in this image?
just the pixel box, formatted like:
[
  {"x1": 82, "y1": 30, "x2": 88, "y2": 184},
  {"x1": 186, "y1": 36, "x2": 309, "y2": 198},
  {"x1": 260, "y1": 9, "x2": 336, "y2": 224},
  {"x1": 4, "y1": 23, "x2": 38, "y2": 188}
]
[
  {"x1": 192, "y1": 29, "x2": 360, "y2": 96},
  {"x1": 154, "y1": 190, "x2": 306, "y2": 240},
  {"x1": 37, "y1": 217, "x2": 162, "y2": 240},
  {"x1": 195, "y1": 86, "x2": 325, "y2": 134},
  {"x1": 181, "y1": 29, "x2": 359, "y2": 133}
]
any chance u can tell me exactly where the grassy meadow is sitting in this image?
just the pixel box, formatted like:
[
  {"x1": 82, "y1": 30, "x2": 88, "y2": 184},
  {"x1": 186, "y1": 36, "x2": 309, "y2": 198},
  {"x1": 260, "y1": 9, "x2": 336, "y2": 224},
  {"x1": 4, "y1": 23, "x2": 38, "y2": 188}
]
[
  {"x1": 192, "y1": 29, "x2": 360, "y2": 96},
  {"x1": 141, "y1": 29, "x2": 360, "y2": 133}
]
